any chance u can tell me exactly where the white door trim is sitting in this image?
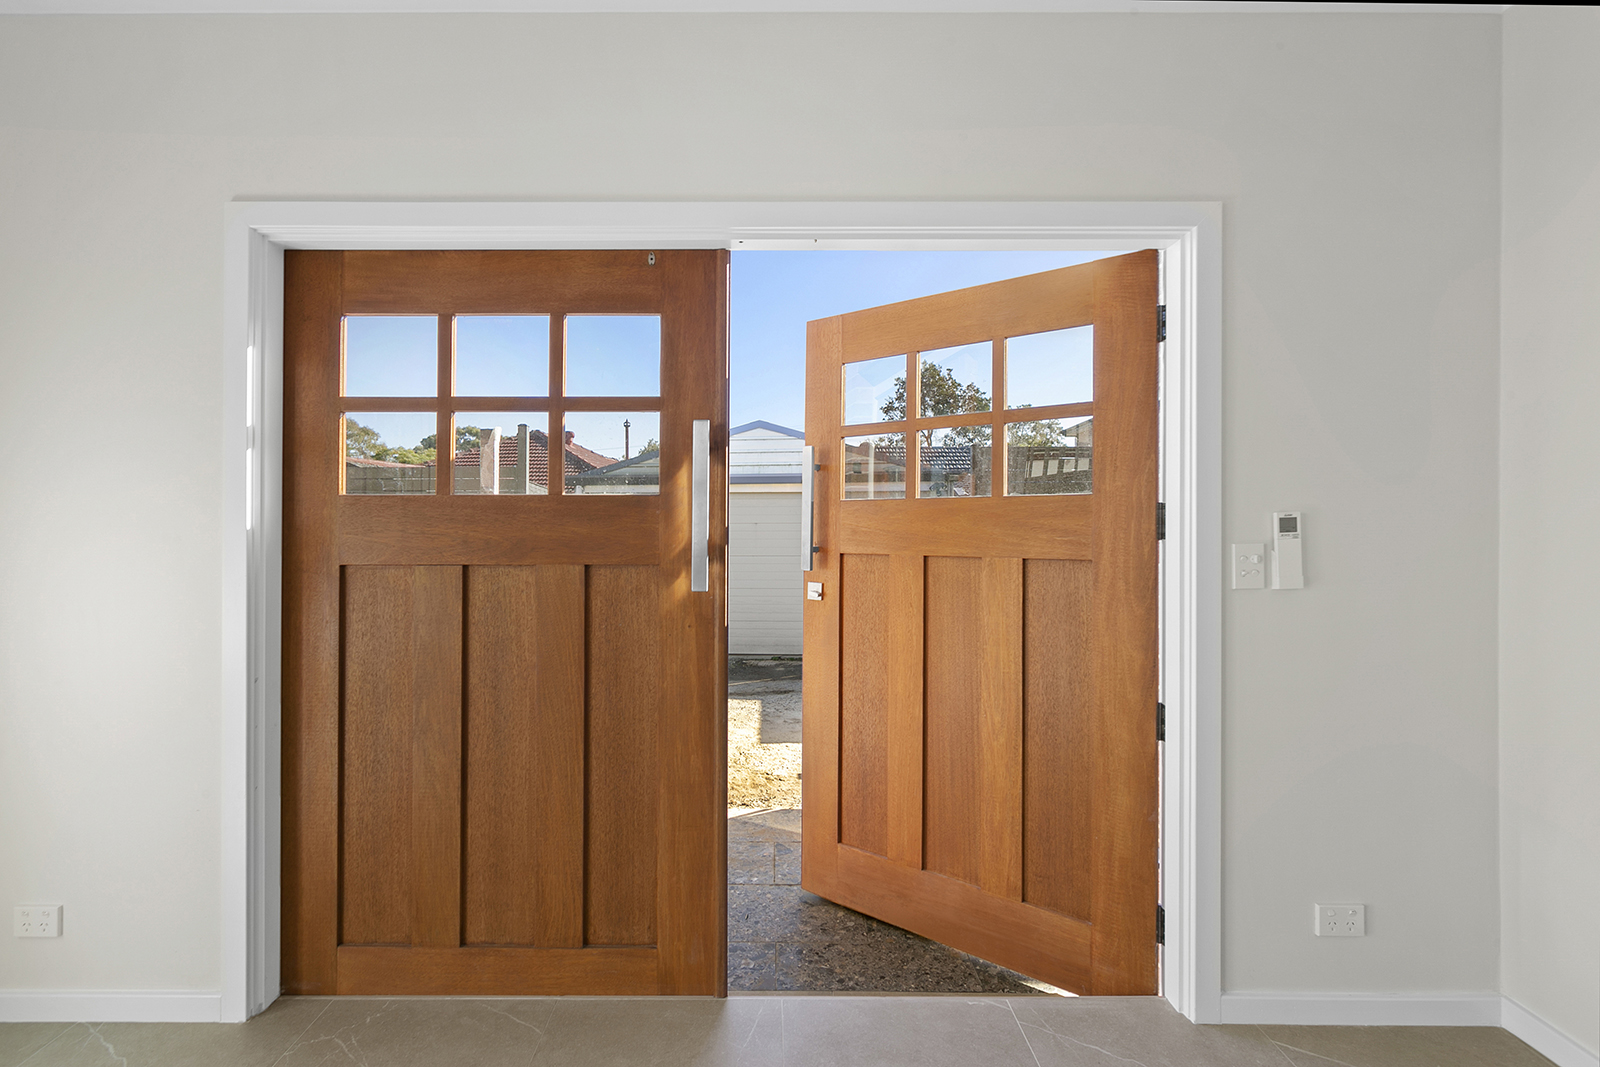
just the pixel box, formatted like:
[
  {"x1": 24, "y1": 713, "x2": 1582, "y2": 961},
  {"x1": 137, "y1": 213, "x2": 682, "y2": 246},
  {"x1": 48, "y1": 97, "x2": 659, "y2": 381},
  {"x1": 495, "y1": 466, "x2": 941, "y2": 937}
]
[{"x1": 221, "y1": 200, "x2": 1222, "y2": 1022}]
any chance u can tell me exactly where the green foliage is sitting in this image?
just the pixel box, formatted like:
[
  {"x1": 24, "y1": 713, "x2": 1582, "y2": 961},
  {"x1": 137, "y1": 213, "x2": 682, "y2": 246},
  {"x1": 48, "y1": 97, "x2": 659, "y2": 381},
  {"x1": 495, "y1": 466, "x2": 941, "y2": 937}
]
[
  {"x1": 639, "y1": 437, "x2": 661, "y2": 455},
  {"x1": 419, "y1": 425, "x2": 483, "y2": 454},
  {"x1": 346, "y1": 418, "x2": 435, "y2": 465},
  {"x1": 1006, "y1": 419, "x2": 1069, "y2": 447},
  {"x1": 881, "y1": 364, "x2": 992, "y2": 447}
]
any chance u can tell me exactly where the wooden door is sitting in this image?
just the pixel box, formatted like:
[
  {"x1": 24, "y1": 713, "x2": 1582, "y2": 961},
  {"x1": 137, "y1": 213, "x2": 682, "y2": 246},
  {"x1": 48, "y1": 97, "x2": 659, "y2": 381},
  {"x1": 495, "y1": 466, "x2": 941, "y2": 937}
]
[
  {"x1": 801, "y1": 251, "x2": 1159, "y2": 995},
  {"x1": 282, "y1": 250, "x2": 728, "y2": 996}
]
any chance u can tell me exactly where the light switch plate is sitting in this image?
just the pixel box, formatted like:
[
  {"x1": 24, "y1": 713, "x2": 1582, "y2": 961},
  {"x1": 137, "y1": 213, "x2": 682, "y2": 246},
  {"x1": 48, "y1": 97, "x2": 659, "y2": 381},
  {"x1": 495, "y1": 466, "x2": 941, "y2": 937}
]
[
  {"x1": 1232, "y1": 544, "x2": 1266, "y2": 589},
  {"x1": 14, "y1": 905, "x2": 62, "y2": 938}
]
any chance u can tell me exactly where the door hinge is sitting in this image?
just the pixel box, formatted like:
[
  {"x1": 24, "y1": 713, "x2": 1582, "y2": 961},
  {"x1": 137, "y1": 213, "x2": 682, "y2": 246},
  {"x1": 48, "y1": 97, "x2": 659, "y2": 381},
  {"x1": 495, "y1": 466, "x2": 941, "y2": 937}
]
[
  {"x1": 1156, "y1": 501, "x2": 1166, "y2": 541},
  {"x1": 1156, "y1": 702, "x2": 1165, "y2": 743},
  {"x1": 1157, "y1": 304, "x2": 1167, "y2": 343},
  {"x1": 1156, "y1": 904, "x2": 1166, "y2": 946}
]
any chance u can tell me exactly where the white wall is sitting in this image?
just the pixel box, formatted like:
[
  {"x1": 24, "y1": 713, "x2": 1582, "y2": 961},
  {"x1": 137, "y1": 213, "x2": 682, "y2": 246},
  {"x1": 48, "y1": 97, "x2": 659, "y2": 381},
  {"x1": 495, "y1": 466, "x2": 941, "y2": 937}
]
[
  {"x1": 0, "y1": 12, "x2": 1506, "y2": 1004},
  {"x1": 728, "y1": 489, "x2": 803, "y2": 656},
  {"x1": 1500, "y1": 7, "x2": 1600, "y2": 1058}
]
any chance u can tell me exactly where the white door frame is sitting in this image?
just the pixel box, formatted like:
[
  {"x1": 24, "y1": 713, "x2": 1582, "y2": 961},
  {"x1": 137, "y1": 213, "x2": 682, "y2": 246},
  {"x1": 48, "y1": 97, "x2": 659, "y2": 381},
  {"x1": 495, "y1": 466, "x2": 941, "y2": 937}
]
[{"x1": 221, "y1": 200, "x2": 1222, "y2": 1022}]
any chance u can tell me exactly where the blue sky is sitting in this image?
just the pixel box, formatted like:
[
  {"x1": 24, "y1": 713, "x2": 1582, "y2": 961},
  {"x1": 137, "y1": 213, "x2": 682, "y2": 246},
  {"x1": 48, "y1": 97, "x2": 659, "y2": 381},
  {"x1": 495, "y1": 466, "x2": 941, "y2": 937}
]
[{"x1": 344, "y1": 251, "x2": 1112, "y2": 458}]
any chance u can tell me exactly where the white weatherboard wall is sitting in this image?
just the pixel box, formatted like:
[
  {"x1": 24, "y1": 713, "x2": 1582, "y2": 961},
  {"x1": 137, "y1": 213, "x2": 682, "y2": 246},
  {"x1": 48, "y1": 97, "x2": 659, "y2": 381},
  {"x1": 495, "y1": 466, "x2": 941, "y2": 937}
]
[
  {"x1": 728, "y1": 422, "x2": 805, "y2": 656},
  {"x1": 1500, "y1": 7, "x2": 1600, "y2": 1064},
  {"x1": 0, "y1": 11, "x2": 1518, "y2": 1021}
]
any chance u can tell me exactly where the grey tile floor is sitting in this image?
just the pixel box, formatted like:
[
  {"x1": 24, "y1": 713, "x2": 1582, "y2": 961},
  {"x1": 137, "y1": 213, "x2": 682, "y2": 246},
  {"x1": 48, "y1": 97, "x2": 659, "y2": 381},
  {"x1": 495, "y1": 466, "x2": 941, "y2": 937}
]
[{"x1": 1, "y1": 996, "x2": 1557, "y2": 1067}]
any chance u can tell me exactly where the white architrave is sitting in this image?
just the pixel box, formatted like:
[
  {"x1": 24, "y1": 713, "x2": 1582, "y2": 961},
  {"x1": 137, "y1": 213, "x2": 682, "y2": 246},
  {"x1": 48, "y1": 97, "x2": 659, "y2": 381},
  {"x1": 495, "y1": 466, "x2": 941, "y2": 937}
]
[{"x1": 222, "y1": 201, "x2": 1222, "y2": 1023}]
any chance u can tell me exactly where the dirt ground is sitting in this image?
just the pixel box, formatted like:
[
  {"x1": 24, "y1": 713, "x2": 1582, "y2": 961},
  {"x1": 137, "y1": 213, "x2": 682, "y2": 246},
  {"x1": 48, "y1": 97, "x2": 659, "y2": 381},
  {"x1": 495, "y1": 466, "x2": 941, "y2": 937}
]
[
  {"x1": 727, "y1": 697, "x2": 802, "y2": 808},
  {"x1": 727, "y1": 658, "x2": 803, "y2": 808}
]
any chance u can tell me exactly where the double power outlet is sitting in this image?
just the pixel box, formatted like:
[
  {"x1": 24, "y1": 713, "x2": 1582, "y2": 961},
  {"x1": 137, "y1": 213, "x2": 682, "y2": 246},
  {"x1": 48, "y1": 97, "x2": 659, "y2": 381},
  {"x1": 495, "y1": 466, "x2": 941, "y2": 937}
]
[
  {"x1": 1315, "y1": 903, "x2": 1365, "y2": 937},
  {"x1": 14, "y1": 905, "x2": 62, "y2": 938}
]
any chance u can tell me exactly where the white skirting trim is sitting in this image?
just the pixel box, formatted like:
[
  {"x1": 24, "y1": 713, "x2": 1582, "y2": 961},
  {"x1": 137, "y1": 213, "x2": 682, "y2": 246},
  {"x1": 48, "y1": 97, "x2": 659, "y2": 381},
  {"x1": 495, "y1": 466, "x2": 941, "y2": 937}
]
[
  {"x1": 0, "y1": 991, "x2": 222, "y2": 1023},
  {"x1": 1218, "y1": 991, "x2": 1503, "y2": 1026},
  {"x1": 1502, "y1": 996, "x2": 1600, "y2": 1067}
]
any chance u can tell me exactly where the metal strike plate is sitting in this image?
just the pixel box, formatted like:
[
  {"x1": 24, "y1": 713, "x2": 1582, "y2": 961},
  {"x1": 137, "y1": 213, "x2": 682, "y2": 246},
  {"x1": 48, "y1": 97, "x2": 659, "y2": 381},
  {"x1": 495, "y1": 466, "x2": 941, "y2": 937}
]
[{"x1": 806, "y1": 582, "x2": 824, "y2": 602}]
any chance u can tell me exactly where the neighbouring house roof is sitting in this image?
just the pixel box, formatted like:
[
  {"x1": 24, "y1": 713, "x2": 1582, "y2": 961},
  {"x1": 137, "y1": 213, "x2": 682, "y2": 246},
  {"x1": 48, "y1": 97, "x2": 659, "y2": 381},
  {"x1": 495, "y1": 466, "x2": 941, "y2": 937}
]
[
  {"x1": 731, "y1": 420, "x2": 804, "y2": 438},
  {"x1": 453, "y1": 429, "x2": 618, "y2": 481}
]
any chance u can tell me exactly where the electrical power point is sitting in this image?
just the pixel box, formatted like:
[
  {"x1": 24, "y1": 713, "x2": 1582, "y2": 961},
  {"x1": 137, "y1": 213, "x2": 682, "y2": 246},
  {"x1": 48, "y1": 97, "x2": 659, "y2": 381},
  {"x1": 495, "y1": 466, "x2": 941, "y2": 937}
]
[
  {"x1": 14, "y1": 905, "x2": 62, "y2": 938},
  {"x1": 1315, "y1": 903, "x2": 1364, "y2": 937}
]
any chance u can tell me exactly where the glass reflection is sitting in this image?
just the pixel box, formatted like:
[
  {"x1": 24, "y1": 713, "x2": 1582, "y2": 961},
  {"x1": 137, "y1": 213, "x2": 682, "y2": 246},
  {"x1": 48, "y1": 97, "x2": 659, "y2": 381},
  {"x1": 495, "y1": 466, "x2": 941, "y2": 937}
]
[
  {"x1": 919, "y1": 424, "x2": 991, "y2": 498},
  {"x1": 1006, "y1": 325, "x2": 1092, "y2": 409},
  {"x1": 565, "y1": 315, "x2": 661, "y2": 396},
  {"x1": 564, "y1": 412, "x2": 661, "y2": 495},
  {"x1": 841, "y1": 433, "x2": 907, "y2": 500},
  {"x1": 344, "y1": 316, "x2": 437, "y2": 397},
  {"x1": 843, "y1": 355, "x2": 906, "y2": 426},
  {"x1": 1005, "y1": 416, "x2": 1093, "y2": 496},
  {"x1": 452, "y1": 414, "x2": 549, "y2": 495},
  {"x1": 455, "y1": 316, "x2": 549, "y2": 397},
  {"x1": 343, "y1": 411, "x2": 438, "y2": 495},
  {"x1": 918, "y1": 341, "x2": 992, "y2": 418}
]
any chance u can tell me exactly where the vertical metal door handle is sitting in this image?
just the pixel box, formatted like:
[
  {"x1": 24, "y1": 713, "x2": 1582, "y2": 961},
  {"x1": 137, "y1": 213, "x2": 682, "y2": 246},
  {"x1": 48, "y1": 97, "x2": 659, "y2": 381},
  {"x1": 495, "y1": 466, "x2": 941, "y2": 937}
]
[
  {"x1": 691, "y1": 419, "x2": 710, "y2": 592},
  {"x1": 799, "y1": 444, "x2": 815, "y2": 572}
]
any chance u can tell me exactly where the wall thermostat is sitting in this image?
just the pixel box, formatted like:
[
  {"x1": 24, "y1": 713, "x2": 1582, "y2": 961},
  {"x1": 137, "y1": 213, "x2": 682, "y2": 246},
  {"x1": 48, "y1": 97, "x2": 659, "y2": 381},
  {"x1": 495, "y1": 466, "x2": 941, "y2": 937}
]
[{"x1": 1271, "y1": 511, "x2": 1304, "y2": 589}]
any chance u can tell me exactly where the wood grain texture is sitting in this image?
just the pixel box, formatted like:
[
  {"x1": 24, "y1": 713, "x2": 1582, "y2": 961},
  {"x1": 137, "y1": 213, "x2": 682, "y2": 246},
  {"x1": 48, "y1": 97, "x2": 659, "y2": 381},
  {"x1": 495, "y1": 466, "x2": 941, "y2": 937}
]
[
  {"x1": 838, "y1": 553, "x2": 890, "y2": 858},
  {"x1": 585, "y1": 565, "x2": 660, "y2": 947},
  {"x1": 980, "y1": 556, "x2": 1023, "y2": 902},
  {"x1": 803, "y1": 252, "x2": 1159, "y2": 995},
  {"x1": 336, "y1": 946, "x2": 659, "y2": 995},
  {"x1": 340, "y1": 566, "x2": 416, "y2": 946},
  {"x1": 1022, "y1": 558, "x2": 1093, "y2": 922},
  {"x1": 1086, "y1": 250, "x2": 1160, "y2": 994},
  {"x1": 836, "y1": 495, "x2": 1090, "y2": 560},
  {"x1": 885, "y1": 553, "x2": 925, "y2": 870},
  {"x1": 286, "y1": 249, "x2": 727, "y2": 996},
  {"x1": 654, "y1": 250, "x2": 728, "y2": 995},
  {"x1": 922, "y1": 555, "x2": 985, "y2": 887},
  {"x1": 337, "y1": 495, "x2": 659, "y2": 567},
  {"x1": 463, "y1": 565, "x2": 585, "y2": 947},
  {"x1": 282, "y1": 250, "x2": 344, "y2": 992},
  {"x1": 409, "y1": 566, "x2": 463, "y2": 948}
]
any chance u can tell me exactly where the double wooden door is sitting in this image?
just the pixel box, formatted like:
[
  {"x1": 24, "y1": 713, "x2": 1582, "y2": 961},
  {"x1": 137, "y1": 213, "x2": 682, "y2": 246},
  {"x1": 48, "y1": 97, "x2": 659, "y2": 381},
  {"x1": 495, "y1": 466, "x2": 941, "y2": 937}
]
[
  {"x1": 801, "y1": 251, "x2": 1160, "y2": 994},
  {"x1": 282, "y1": 250, "x2": 727, "y2": 995}
]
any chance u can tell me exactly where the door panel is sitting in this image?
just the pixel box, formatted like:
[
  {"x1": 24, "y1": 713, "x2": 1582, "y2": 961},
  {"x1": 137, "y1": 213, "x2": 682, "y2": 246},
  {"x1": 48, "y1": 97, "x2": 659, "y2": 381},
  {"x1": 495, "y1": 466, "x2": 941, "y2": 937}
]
[
  {"x1": 802, "y1": 252, "x2": 1158, "y2": 995},
  {"x1": 283, "y1": 250, "x2": 727, "y2": 996}
]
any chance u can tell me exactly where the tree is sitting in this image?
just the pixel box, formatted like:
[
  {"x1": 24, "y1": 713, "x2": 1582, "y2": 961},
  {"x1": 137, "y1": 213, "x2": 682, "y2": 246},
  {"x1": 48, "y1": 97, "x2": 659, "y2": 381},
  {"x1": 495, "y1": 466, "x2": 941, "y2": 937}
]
[
  {"x1": 419, "y1": 425, "x2": 483, "y2": 454},
  {"x1": 345, "y1": 419, "x2": 386, "y2": 459},
  {"x1": 1006, "y1": 419, "x2": 1069, "y2": 447},
  {"x1": 881, "y1": 364, "x2": 991, "y2": 446},
  {"x1": 639, "y1": 438, "x2": 660, "y2": 455}
]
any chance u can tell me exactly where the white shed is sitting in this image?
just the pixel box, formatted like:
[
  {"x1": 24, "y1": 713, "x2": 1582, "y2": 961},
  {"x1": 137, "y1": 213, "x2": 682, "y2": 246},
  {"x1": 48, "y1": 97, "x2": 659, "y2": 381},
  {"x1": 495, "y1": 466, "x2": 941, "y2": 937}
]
[{"x1": 728, "y1": 421, "x2": 805, "y2": 655}]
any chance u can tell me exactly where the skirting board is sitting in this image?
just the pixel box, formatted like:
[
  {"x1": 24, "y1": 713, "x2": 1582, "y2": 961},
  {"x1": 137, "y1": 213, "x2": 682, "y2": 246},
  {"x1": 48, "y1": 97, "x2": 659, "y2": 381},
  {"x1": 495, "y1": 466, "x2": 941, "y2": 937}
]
[
  {"x1": 1221, "y1": 993, "x2": 1598, "y2": 1067},
  {"x1": 1219, "y1": 991, "x2": 1503, "y2": 1026},
  {"x1": 1503, "y1": 997, "x2": 1600, "y2": 1067},
  {"x1": 0, "y1": 992, "x2": 222, "y2": 1023}
]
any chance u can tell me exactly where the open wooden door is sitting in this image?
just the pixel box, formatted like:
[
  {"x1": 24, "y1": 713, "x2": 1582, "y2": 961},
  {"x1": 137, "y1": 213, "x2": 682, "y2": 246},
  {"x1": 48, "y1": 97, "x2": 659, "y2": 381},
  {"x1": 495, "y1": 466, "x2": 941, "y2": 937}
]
[
  {"x1": 282, "y1": 250, "x2": 727, "y2": 995},
  {"x1": 800, "y1": 251, "x2": 1159, "y2": 995}
]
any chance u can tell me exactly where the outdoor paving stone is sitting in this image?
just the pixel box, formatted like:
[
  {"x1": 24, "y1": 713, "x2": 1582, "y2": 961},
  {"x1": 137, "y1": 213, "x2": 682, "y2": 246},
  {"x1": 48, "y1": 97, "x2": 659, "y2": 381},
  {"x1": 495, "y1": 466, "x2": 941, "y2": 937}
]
[
  {"x1": 727, "y1": 943, "x2": 779, "y2": 992},
  {"x1": 777, "y1": 938, "x2": 1041, "y2": 994},
  {"x1": 774, "y1": 839, "x2": 801, "y2": 884},
  {"x1": 728, "y1": 839, "x2": 775, "y2": 884}
]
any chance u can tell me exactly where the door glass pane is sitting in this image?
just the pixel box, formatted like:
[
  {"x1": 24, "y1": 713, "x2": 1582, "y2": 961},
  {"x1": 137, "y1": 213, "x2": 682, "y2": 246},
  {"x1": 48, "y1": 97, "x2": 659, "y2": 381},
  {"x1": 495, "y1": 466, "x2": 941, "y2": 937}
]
[
  {"x1": 841, "y1": 433, "x2": 907, "y2": 500},
  {"x1": 455, "y1": 315, "x2": 549, "y2": 397},
  {"x1": 344, "y1": 316, "x2": 436, "y2": 397},
  {"x1": 919, "y1": 424, "x2": 992, "y2": 498},
  {"x1": 565, "y1": 315, "x2": 661, "y2": 396},
  {"x1": 1006, "y1": 416, "x2": 1093, "y2": 496},
  {"x1": 452, "y1": 414, "x2": 550, "y2": 495},
  {"x1": 344, "y1": 412, "x2": 438, "y2": 495},
  {"x1": 1005, "y1": 325, "x2": 1092, "y2": 409},
  {"x1": 842, "y1": 355, "x2": 907, "y2": 426},
  {"x1": 918, "y1": 341, "x2": 992, "y2": 418},
  {"x1": 564, "y1": 411, "x2": 660, "y2": 495}
]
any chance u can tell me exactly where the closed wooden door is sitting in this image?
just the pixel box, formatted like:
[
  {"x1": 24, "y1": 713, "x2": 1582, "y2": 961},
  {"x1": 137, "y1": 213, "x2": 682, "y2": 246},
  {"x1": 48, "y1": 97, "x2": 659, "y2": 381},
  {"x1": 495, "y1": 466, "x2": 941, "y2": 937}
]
[
  {"x1": 282, "y1": 250, "x2": 727, "y2": 996},
  {"x1": 801, "y1": 251, "x2": 1159, "y2": 995}
]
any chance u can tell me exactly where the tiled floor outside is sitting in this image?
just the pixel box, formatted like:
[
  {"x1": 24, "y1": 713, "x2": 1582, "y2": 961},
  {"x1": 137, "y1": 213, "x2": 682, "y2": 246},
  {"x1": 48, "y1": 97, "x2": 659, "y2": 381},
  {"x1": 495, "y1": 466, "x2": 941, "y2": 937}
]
[{"x1": 1, "y1": 995, "x2": 1559, "y2": 1067}]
